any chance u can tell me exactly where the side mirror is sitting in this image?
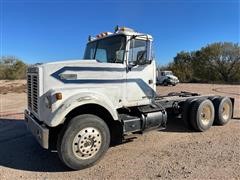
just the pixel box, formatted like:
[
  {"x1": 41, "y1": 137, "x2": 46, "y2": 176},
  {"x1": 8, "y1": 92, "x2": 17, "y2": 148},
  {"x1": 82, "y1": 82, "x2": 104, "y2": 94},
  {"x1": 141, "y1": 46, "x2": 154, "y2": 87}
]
[
  {"x1": 128, "y1": 61, "x2": 137, "y2": 70},
  {"x1": 128, "y1": 50, "x2": 151, "y2": 71},
  {"x1": 136, "y1": 50, "x2": 149, "y2": 65},
  {"x1": 136, "y1": 50, "x2": 152, "y2": 65}
]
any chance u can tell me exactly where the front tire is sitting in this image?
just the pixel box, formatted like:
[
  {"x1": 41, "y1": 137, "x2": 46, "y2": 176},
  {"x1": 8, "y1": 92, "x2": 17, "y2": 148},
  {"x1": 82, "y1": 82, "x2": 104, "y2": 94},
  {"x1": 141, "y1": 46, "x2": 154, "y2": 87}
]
[{"x1": 57, "y1": 114, "x2": 110, "y2": 170}]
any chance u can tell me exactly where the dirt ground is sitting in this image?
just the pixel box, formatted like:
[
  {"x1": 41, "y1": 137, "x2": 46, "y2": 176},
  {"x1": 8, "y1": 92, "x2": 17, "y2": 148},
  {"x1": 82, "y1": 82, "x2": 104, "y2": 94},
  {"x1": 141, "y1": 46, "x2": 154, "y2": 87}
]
[
  {"x1": 0, "y1": 80, "x2": 26, "y2": 119},
  {"x1": 0, "y1": 81, "x2": 239, "y2": 179}
]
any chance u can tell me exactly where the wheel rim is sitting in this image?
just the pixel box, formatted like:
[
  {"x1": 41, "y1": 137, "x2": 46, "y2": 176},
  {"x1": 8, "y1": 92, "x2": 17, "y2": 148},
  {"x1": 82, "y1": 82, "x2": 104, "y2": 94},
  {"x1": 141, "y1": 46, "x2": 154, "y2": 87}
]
[
  {"x1": 200, "y1": 104, "x2": 213, "y2": 126},
  {"x1": 222, "y1": 102, "x2": 231, "y2": 121},
  {"x1": 72, "y1": 127, "x2": 102, "y2": 160}
]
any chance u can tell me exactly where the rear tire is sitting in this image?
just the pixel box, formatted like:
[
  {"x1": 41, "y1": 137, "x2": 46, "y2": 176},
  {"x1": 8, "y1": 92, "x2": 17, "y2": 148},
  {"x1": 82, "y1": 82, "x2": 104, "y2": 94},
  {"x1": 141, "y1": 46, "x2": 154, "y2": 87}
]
[
  {"x1": 212, "y1": 97, "x2": 232, "y2": 125},
  {"x1": 57, "y1": 114, "x2": 110, "y2": 170},
  {"x1": 182, "y1": 98, "x2": 197, "y2": 130},
  {"x1": 190, "y1": 99, "x2": 215, "y2": 132}
]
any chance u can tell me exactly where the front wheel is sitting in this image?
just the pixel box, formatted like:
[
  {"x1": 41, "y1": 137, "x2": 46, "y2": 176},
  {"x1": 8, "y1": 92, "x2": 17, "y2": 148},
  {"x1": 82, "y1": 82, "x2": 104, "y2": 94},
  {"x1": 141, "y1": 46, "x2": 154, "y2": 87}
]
[{"x1": 57, "y1": 114, "x2": 110, "y2": 170}]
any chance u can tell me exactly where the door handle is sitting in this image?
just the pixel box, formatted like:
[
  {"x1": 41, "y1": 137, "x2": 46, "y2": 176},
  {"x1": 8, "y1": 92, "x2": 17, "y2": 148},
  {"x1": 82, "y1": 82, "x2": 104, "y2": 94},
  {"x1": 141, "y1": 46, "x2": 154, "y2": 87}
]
[{"x1": 148, "y1": 79, "x2": 153, "y2": 84}]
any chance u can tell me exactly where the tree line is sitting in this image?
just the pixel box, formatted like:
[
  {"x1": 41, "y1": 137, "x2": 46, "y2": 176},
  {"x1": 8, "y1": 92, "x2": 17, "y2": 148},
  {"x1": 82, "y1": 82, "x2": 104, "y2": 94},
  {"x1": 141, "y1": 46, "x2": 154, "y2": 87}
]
[
  {"x1": 0, "y1": 56, "x2": 27, "y2": 80},
  {"x1": 160, "y1": 42, "x2": 240, "y2": 84}
]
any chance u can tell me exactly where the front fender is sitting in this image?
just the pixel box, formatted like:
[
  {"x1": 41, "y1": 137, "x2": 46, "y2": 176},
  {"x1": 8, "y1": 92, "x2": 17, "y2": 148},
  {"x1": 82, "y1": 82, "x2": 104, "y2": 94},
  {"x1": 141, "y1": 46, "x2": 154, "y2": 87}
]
[{"x1": 46, "y1": 92, "x2": 119, "y2": 127}]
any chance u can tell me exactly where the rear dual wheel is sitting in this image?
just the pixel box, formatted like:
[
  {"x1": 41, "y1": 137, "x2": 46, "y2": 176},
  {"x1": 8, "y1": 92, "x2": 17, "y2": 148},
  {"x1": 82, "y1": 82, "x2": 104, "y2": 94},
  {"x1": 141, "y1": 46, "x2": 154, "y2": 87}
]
[
  {"x1": 183, "y1": 97, "x2": 232, "y2": 132},
  {"x1": 183, "y1": 98, "x2": 197, "y2": 130},
  {"x1": 212, "y1": 97, "x2": 232, "y2": 125},
  {"x1": 190, "y1": 99, "x2": 215, "y2": 132}
]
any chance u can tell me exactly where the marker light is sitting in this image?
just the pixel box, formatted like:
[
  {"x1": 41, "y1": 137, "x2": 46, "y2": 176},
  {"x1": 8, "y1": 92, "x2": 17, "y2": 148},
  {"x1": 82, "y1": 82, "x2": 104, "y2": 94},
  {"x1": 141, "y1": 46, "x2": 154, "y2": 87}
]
[
  {"x1": 96, "y1": 32, "x2": 112, "y2": 39},
  {"x1": 55, "y1": 93, "x2": 62, "y2": 100}
]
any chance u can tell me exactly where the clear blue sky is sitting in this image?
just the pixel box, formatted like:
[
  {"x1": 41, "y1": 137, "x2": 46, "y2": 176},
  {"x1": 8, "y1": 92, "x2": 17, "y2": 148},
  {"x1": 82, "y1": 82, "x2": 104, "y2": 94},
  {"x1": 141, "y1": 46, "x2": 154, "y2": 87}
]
[{"x1": 0, "y1": 0, "x2": 239, "y2": 65}]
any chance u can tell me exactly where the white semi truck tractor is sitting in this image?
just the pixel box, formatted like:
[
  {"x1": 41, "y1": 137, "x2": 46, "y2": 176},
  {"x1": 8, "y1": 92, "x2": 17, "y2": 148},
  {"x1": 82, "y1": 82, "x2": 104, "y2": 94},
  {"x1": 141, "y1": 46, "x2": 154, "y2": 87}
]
[{"x1": 25, "y1": 26, "x2": 234, "y2": 170}]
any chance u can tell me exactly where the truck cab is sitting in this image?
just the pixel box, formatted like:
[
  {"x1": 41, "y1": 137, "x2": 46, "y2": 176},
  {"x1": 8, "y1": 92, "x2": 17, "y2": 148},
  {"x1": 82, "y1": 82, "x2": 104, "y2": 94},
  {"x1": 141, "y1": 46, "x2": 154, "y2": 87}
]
[
  {"x1": 26, "y1": 27, "x2": 156, "y2": 126},
  {"x1": 156, "y1": 70, "x2": 179, "y2": 86},
  {"x1": 25, "y1": 26, "x2": 234, "y2": 170}
]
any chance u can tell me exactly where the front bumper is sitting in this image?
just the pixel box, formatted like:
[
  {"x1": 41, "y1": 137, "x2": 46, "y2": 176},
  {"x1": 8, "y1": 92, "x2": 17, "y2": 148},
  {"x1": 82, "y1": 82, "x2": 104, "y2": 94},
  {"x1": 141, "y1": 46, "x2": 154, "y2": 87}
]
[
  {"x1": 25, "y1": 110, "x2": 49, "y2": 149},
  {"x1": 168, "y1": 79, "x2": 179, "y2": 84}
]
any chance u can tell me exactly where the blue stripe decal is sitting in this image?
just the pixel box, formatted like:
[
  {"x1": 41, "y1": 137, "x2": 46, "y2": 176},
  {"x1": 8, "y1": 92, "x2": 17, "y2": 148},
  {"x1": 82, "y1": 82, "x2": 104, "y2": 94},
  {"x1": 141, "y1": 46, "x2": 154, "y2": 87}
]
[
  {"x1": 51, "y1": 66, "x2": 156, "y2": 97},
  {"x1": 51, "y1": 66, "x2": 126, "y2": 83},
  {"x1": 59, "y1": 79, "x2": 125, "y2": 84}
]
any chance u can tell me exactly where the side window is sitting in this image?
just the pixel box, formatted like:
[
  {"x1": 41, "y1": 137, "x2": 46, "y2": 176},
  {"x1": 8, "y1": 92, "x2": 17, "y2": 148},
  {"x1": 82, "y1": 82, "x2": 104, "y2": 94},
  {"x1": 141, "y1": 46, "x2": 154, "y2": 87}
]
[
  {"x1": 95, "y1": 49, "x2": 107, "y2": 63},
  {"x1": 129, "y1": 39, "x2": 147, "y2": 63}
]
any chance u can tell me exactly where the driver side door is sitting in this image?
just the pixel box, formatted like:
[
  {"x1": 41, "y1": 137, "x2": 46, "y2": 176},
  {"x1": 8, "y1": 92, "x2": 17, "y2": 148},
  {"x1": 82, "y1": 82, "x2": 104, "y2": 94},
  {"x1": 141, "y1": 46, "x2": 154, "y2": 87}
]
[{"x1": 125, "y1": 39, "x2": 155, "y2": 106}]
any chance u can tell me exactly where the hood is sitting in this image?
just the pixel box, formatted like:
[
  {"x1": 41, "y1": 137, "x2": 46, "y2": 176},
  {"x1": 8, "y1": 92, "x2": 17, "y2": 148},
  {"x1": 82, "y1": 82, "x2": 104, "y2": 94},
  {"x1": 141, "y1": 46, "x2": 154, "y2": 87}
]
[
  {"x1": 166, "y1": 74, "x2": 178, "y2": 80},
  {"x1": 28, "y1": 59, "x2": 98, "y2": 73},
  {"x1": 32, "y1": 59, "x2": 125, "y2": 94},
  {"x1": 38, "y1": 59, "x2": 98, "y2": 68}
]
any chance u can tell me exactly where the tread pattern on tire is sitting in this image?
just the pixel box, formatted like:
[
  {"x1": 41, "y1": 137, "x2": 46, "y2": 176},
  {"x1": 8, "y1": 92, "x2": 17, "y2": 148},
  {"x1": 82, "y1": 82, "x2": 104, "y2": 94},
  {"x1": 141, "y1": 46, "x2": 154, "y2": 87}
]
[
  {"x1": 57, "y1": 114, "x2": 110, "y2": 170},
  {"x1": 212, "y1": 97, "x2": 232, "y2": 125},
  {"x1": 190, "y1": 99, "x2": 214, "y2": 132},
  {"x1": 182, "y1": 99, "x2": 197, "y2": 130}
]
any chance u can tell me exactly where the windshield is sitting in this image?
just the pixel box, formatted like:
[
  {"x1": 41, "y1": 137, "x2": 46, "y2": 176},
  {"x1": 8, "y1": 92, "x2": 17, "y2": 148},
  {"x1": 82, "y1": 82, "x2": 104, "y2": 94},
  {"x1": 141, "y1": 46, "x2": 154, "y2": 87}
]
[
  {"x1": 165, "y1": 71, "x2": 173, "y2": 76},
  {"x1": 83, "y1": 35, "x2": 126, "y2": 63}
]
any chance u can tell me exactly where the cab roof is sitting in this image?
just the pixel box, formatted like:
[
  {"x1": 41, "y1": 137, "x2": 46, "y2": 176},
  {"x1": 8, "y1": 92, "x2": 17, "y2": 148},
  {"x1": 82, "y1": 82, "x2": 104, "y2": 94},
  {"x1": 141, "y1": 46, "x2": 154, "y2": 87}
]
[{"x1": 88, "y1": 26, "x2": 153, "y2": 42}]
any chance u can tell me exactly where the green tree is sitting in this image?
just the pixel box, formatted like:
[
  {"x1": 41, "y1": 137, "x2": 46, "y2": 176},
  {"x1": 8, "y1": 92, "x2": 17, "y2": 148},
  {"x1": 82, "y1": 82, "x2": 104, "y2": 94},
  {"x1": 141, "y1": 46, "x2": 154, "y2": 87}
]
[
  {"x1": 164, "y1": 42, "x2": 240, "y2": 83},
  {"x1": 169, "y1": 51, "x2": 193, "y2": 82},
  {"x1": 0, "y1": 56, "x2": 27, "y2": 80},
  {"x1": 199, "y1": 42, "x2": 240, "y2": 82}
]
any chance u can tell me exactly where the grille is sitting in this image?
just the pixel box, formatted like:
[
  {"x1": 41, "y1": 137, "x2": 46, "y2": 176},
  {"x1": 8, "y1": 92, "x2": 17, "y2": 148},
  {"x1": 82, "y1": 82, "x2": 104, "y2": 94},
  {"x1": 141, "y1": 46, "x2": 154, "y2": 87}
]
[
  {"x1": 27, "y1": 75, "x2": 32, "y2": 108},
  {"x1": 27, "y1": 73, "x2": 39, "y2": 114}
]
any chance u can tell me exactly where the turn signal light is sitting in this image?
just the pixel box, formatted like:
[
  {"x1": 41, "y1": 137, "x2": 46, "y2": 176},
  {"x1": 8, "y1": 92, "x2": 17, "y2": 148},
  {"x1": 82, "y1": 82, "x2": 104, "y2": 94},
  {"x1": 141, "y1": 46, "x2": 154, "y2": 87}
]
[{"x1": 55, "y1": 93, "x2": 62, "y2": 100}]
